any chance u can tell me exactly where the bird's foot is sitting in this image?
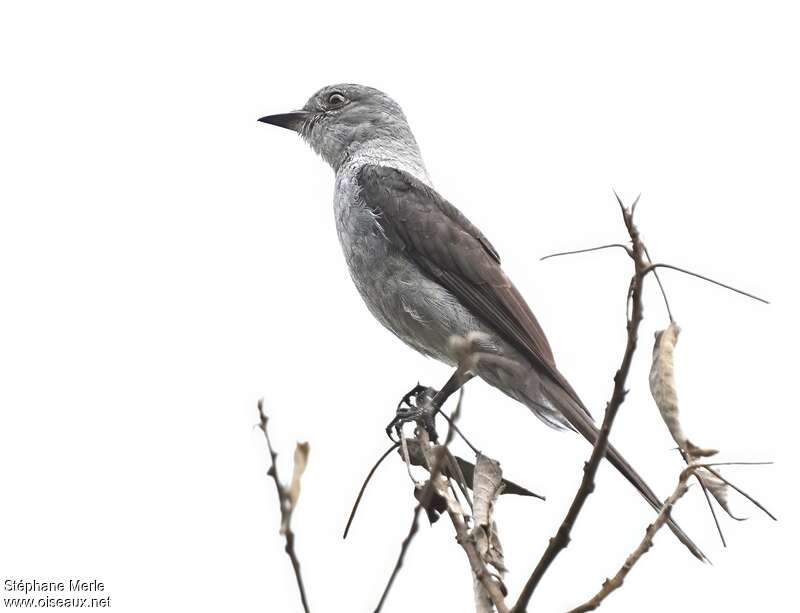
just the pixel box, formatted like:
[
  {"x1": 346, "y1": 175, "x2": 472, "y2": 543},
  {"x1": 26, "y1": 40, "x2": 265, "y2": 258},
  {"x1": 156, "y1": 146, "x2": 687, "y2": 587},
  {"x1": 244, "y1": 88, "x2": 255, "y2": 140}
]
[{"x1": 386, "y1": 383, "x2": 440, "y2": 443}]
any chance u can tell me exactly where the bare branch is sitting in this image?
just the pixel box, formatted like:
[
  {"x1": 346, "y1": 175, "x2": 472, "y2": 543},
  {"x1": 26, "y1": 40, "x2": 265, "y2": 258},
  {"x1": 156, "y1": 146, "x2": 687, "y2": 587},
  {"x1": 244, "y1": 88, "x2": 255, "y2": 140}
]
[
  {"x1": 512, "y1": 199, "x2": 649, "y2": 613},
  {"x1": 566, "y1": 466, "x2": 696, "y2": 613},
  {"x1": 256, "y1": 399, "x2": 311, "y2": 613}
]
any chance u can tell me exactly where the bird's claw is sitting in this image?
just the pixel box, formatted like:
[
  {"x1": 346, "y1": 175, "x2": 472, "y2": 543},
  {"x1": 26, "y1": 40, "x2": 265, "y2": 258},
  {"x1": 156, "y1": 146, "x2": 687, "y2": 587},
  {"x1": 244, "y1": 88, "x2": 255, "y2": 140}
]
[{"x1": 386, "y1": 383, "x2": 440, "y2": 443}]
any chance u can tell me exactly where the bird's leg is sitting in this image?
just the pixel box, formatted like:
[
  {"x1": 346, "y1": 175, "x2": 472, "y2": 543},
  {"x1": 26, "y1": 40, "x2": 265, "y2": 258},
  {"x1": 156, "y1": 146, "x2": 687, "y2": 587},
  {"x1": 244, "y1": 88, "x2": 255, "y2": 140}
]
[{"x1": 386, "y1": 368, "x2": 475, "y2": 443}]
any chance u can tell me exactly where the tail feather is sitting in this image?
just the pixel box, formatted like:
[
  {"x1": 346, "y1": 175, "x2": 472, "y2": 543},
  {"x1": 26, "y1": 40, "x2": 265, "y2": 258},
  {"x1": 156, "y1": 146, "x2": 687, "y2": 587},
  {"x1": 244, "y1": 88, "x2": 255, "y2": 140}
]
[
  {"x1": 539, "y1": 385, "x2": 707, "y2": 561},
  {"x1": 606, "y1": 440, "x2": 706, "y2": 560},
  {"x1": 478, "y1": 355, "x2": 706, "y2": 560}
]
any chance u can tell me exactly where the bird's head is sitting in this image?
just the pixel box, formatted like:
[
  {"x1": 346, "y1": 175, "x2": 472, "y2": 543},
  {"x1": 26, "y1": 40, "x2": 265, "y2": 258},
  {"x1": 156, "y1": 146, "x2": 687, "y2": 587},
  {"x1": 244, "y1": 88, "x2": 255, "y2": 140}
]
[{"x1": 258, "y1": 84, "x2": 418, "y2": 170}]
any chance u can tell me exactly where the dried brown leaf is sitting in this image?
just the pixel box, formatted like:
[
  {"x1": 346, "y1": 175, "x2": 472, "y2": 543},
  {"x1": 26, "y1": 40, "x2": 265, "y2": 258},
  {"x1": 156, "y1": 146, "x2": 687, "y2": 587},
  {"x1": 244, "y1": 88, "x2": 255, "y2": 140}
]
[
  {"x1": 649, "y1": 323, "x2": 688, "y2": 448},
  {"x1": 279, "y1": 442, "x2": 310, "y2": 535},
  {"x1": 288, "y1": 442, "x2": 310, "y2": 508},
  {"x1": 470, "y1": 455, "x2": 507, "y2": 585},
  {"x1": 649, "y1": 322, "x2": 718, "y2": 460}
]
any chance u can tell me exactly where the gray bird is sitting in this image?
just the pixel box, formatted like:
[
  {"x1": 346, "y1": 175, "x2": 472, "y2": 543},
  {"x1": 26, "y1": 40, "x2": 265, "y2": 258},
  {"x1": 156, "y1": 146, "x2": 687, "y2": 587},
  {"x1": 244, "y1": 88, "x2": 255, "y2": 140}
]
[{"x1": 259, "y1": 84, "x2": 704, "y2": 560}]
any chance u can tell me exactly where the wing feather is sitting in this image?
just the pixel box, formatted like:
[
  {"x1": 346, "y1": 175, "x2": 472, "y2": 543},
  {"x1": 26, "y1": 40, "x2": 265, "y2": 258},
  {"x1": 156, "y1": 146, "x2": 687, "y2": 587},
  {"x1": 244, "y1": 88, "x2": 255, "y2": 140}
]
[{"x1": 356, "y1": 164, "x2": 584, "y2": 408}]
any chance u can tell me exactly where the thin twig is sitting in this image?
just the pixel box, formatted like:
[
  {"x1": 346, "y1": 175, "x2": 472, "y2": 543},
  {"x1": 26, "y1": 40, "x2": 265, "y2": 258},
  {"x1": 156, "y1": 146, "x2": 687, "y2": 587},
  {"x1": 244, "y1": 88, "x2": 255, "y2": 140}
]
[
  {"x1": 702, "y1": 466, "x2": 777, "y2": 521},
  {"x1": 645, "y1": 263, "x2": 769, "y2": 304},
  {"x1": 702, "y1": 461, "x2": 774, "y2": 467},
  {"x1": 375, "y1": 441, "x2": 468, "y2": 611},
  {"x1": 679, "y1": 449, "x2": 726, "y2": 547},
  {"x1": 511, "y1": 199, "x2": 647, "y2": 613},
  {"x1": 540, "y1": 243, "x2": 633, "y2": 261},
  {"x1": 699, "y1": 476, "x2": 726, "y2": 546},
  {"x1": 566, "y1": 466, "x2": 697, "y2": 613},
  {"x1": 343, "y1": 442, "x2": 400, "y2": 539},
  {"x1": 630, "y1": 192, "x2": 642, "y2": 216},
  {"x1": 444, "y1": 388, "x2": 465, "y2": 446},
  {"x1": 257, "y1": 399, "x2": 311, "y2": 613},
  {"x1": 440, "y1": 411, "x2": 481, "y2": 455},
  {"x1": 642, "y1": 245, "x2": 674, "y2": 322},
  {"x1": 373, "y1": 504, "x2": 423, "y2": 613}
]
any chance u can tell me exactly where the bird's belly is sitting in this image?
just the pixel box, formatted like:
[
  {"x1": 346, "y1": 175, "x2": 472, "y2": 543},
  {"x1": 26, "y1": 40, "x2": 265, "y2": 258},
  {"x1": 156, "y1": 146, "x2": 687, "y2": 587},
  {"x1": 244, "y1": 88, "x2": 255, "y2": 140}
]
[{"x1": 334, "y1": 202, "x2": 478, "y2": 364}]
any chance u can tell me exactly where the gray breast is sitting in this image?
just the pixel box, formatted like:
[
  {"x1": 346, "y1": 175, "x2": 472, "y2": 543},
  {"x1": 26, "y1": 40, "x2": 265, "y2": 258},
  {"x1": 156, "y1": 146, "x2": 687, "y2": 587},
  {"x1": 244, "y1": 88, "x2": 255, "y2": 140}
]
[{"x1": 332, "y1": 167, "x2": 481, "y2": 364}]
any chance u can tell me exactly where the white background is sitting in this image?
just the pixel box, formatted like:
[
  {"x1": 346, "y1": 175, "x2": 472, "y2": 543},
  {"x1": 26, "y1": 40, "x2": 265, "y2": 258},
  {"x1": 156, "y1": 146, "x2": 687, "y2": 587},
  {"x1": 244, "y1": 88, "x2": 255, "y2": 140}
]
[{"x1": 1, "y1": 2, "x2": 797, "y2": 612}]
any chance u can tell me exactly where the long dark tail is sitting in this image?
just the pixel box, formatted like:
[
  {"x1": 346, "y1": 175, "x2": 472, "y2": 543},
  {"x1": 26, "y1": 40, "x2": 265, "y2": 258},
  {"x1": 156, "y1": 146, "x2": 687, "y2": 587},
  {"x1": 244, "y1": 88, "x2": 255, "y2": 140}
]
[
  {"x1": 575, "y1": 418, "x2": 706, "y2": 561},
  {"x1": 534, "y1": 382, "x2": 707, "y2": 561},
  {"x1": 476, "y1": 354, "x2": 706, "y2": 560}
]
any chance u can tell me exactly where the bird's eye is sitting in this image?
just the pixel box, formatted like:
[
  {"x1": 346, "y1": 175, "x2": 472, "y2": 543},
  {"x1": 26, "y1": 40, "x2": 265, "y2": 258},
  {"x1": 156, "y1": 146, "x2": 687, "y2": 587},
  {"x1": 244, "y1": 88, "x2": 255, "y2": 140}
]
[{"x1": 327, "y1": 92, "x2": 347, "y2": 108}]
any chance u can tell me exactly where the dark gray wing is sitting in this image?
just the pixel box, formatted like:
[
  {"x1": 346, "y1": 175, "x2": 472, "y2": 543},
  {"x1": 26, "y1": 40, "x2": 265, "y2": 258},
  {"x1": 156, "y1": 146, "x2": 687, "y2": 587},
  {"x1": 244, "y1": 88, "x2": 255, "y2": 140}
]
[{"x1": 356, "y1": 164, "x2": 583, "y2": 409}]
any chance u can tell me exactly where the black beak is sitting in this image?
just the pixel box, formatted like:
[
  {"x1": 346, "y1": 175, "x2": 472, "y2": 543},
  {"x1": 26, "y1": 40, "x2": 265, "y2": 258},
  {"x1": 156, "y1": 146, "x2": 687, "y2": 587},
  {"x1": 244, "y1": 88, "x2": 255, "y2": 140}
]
[{"x1": 257, "y1": 111, "x2": 309, "y2": 132}]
